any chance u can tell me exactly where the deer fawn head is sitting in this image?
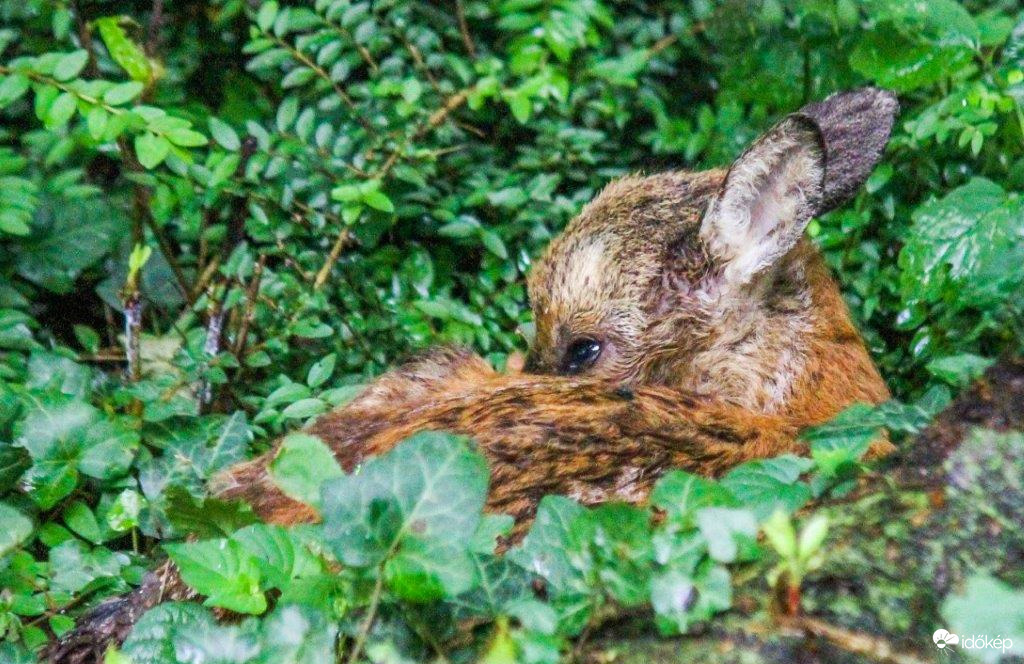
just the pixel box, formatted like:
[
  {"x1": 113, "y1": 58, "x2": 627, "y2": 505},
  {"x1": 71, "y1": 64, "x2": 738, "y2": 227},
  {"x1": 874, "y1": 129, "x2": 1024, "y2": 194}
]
[{"x1": 526, "y1": 88, "x2": 898, "y2": 414}]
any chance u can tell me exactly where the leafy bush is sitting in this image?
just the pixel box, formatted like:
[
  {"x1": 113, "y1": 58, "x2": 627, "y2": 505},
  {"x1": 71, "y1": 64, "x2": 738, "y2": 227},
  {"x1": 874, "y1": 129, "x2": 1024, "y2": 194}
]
[{"x1": 0, "y1": 0, "x2": 1023, "y2": 661}]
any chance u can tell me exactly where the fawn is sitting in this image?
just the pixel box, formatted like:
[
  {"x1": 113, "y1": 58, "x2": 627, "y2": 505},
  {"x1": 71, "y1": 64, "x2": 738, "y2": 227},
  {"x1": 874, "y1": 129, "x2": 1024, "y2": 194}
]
[
  {"x1": 218, "y1": 87, "x2": 898, "y2": 526},
  {"x1": 48, "y1": 87, "x2": 898, "y2": 662}
]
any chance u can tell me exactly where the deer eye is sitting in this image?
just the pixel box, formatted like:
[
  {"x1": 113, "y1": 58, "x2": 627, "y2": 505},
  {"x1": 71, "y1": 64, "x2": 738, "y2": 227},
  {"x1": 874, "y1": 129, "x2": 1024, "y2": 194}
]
[{"x1": 561, "y1": 338, "x2": 602, "y2": 375}]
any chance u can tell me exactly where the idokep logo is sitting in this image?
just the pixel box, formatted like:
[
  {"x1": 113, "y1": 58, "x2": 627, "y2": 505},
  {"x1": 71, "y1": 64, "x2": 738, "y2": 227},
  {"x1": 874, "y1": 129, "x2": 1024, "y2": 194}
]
[
  {"x1": 933, "y1": 628, "x2": 1015, "y2": 656},
  {"x1": 934, "y1": 629, "x2": 959, "y2": 650}
]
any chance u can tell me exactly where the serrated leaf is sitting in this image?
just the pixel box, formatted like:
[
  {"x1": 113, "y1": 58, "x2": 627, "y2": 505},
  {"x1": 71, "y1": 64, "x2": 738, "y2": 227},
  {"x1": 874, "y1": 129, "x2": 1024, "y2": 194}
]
[{"x1": 231, "y1": 523, "x2": 323, "y2": 589}]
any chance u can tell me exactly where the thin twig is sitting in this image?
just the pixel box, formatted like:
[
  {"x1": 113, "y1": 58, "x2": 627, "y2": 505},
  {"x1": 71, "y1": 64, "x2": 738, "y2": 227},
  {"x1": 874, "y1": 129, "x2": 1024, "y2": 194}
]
[
  {"x1": 346, "y1": 572, "x2": 385, "y2": 664},
  {"x1": 70, "y1": 0, "x2": 99, "y2": 77},
  {"x1": 455, "y1": 0, "x2": 476, "y2": 58},
  {"x1": 314, "y1": 229, "x2": 353, "y2": 290},
  {"x1": 231, "y1": 256, "x2": 265, "y2": 357},
  {"x1": 780, "y1": 616, "x2": 931, "y2": 664},
  {"x1": 146, "y1": 0, "x2": 165, "y2": 56}
]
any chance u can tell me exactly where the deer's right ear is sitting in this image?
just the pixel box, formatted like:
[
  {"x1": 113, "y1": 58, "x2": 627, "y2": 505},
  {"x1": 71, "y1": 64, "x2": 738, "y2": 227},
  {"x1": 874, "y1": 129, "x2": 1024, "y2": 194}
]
[{"x1": 699, "y1": 115, "x2": 826, "y2": 285}]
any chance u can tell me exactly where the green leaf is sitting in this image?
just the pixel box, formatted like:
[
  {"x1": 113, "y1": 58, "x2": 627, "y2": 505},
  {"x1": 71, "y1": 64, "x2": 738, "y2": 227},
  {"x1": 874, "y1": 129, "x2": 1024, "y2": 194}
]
[
  {"x1": 942, "y1": 574, "x2": 1024, "y2": 663},
  {"x1": 165, "y1": 538, "x2": 267, "y2": 614},
  {"x1": 257, "y1": 2, "x2": 280, "y2": 32},
  {"x1": 64, "y1": 500, "x2": 104, "y2": 544},
  {"x1": 899, "y1": 178, "x2": 1024, "y2": 305},
  {"x1": 0, "y1": 74, "x2": 30, "y2": 109},
  {"x1": 306, "y1": 353, "x2": 336, "y2": 388},
  {"x1": 46, "y1": 92, "x2": 77, "y2": 128},
  {"x1": 260, "y1": 605, "x2": 338, "y2": 664},
  {"x1": 321, "y1": 431, "x2": 489, "y2": 567},
  {"x1": 695, "y1": 507, "x2": 758, "y2": 563},
  {"x1": 362, "y1": 189, "x2": 395, "y2": 213},
  {"x1": 651, "y1": 471, "x2": 739, "y2": 526},
  {"x1": 509, "y1": 495, "x2": 586, "y2": 596},
  {"x1": 719, "y1": 455, "x2": 813, "y2": 519},
  {"x1": 269, "y1": 432, "x2": 343, "y2": 510},
  {"x1": 165, "y1": 486, "x2": 260, "y2": 538},
  {"x1": 231, "y1": 523, "x2": 323, "y2": 589},
  {"x1": 103, "y1": 81, "x2": 144, "y2": 105},
  {"x1": 281, "y1": 398, "x2": 327, "y2": 419},
  {"x1": 801, "y1": 404, "x2": 881, "y2": 478},
  {"x1": 165, "y1": 127, "x2": 208, "y2": 147},
  {"x1": 122, "y1": 603, "x2": 217, "y2": 664},
  {"x1": 95, "y1": 16, "x2": 153, "y2": 82},
  {"x1": 0, "y1": 502, "x2": 33, "y2": 557},
  {"x1": 86, "y1": 106, "x2": 109, "y2": 140},
  {"x1": 385, "y1": 536, "x2": 476, "y2": 601},
  {"x1": 135, "y1": 133, "x2": 170, "y2": 169},
  {"x1": 926, "y1": 353, "x2": 995, "y2": 388},
  {"x1": 53, "y1": 50, "x2": 90, "y2": 81},
  {"x1": 209, "y1": 117, "x2": 241, "y2": 151}
]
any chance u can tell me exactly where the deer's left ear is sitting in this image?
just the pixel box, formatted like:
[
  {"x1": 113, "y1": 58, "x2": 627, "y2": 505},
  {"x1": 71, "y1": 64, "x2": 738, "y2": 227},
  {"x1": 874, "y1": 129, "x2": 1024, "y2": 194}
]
[{"x1": 700, "y1": 114, "x2": 826, "y2": 284}]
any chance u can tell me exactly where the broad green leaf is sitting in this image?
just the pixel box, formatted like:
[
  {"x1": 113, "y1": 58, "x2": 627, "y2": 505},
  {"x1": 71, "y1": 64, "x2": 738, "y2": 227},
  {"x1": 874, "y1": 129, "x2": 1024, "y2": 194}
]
[
  {"x1": 49, "y1": 539, "x2": 125, "y2": 594},
  {"x1": 509, "y1": 495, "x2": 585, "y2": 596},
  {"x1": 165, "y1": 486, "x2": 260, "y2": 538},
  {"x1": 232, "y1": 523, "x2": 323, "y2": 589},
  {"x1": 695, "y1": 507, "x2": 758, "y2": 563},
  {"x1": 259, "y1": 605, "x2": 338, "y2": 664},
  {"x1": 942, "y1": 574, "x2": 1024, "y2": 663},
  {"x1": 268, "y1": 432, "x2": 343, "y2": 510},
  {"x1": 0, "y1": 502, "x2": 32, "y2": 556},
  {"x1": 719, "y1": 455, "x2": 813, "y2": 519},
  {"x1": 122, "y1": 603, "x2": 219, "y2": 664},
  {"x1": 898, "y1": 178, "x2": 1024, "y2": 305},
  {"x1": 651, "y1": 471, "x2": 739, "y2": 526},
  {"x1": 384, "y1": 535, "x2": 476, "y2": 601},
  {"x1": 165, "y1": 538, "x2": 267, "y2": 614},
  {"x1": 321, "y1": 431, "x2": 488, "y2": 567}
]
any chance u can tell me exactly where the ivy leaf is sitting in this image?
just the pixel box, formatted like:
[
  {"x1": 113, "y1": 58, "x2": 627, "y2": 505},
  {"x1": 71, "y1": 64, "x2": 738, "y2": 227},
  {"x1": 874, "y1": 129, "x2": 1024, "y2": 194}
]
[
  {"x1": 164, "y1": 486, "x2": 259, "y2": 539},
  {"x1": 651, "y1": 471, "x2": 739, "y2": 526},
  {"x1": 165, "y1": 538, "x2": 267, "y2": 614},
  {"x1": 0, "y1": 502, "x2": 32, "y2": 557},
  {"x1": 509, "y1": 495, "x2": 586, "y2": 596},
  {"x1": 268, "y1": 432, "x2": 343, "y2": 510},
  {"x1": 259, "y1": 605, "x2": 338, "y2": 664},
  {"x1": 384, "y1": 536, "x2": 476, "y2": 601},
  {"x1": 321, "y1": 431, "x2": 488, "y2": 567},
  {"x1": 231, "y1": 523, "x2": 323, "y2": 590},
  {"x1": 122, "y1": 603, "x2": 217, "y2": 664},
  {"x1": 719, "y1": 455, "x2": 813, "y2": 520}
]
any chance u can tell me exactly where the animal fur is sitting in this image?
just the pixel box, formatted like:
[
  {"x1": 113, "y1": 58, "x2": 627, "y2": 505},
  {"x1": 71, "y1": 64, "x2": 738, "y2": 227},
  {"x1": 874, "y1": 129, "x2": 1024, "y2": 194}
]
[{"x1": 46, "y1": 87, "x2": 899, "y2": 663}]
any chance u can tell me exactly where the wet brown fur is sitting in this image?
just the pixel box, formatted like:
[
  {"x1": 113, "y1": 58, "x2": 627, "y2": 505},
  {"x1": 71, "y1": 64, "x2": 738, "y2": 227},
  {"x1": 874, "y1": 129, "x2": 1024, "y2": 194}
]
[{"x1": 47, "y1": 88, "x2": 901, "y2": 663}]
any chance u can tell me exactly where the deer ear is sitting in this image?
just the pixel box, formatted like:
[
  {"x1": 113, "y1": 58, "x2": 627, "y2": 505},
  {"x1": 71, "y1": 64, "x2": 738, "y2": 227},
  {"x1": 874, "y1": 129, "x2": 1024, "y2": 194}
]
[
  {"x1": 700, "y1": 114, "x2": 826, "y2": 284},
  {"x1": 798, "y1": 87, "x2": 899, "y2": 214}
]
